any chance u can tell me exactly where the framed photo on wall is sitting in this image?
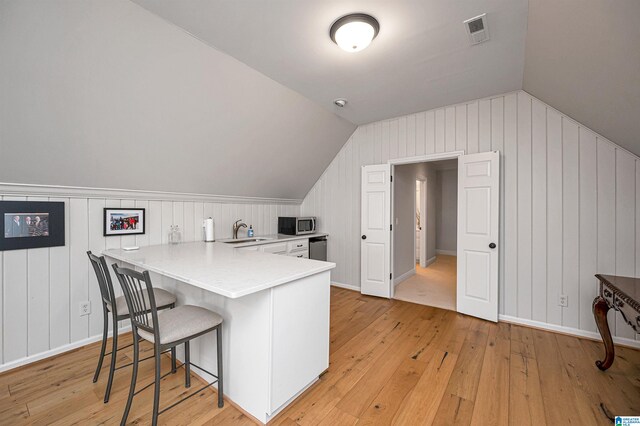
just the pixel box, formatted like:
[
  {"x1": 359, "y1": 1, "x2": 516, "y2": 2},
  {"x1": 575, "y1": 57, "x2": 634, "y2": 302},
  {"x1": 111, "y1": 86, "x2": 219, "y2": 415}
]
[
  {"x1": 104, "y1": 208, "x2": 145, "y2": 236},
  {"x1": 0, "y1": 201, "x2": 66, "y2": 251}
]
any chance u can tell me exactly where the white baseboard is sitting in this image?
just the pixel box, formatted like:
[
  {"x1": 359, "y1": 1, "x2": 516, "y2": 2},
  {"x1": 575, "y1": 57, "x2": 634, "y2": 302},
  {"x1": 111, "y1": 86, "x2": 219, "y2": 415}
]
[
  {"x1": 499, "y1": 315, "x2": 640, "y2": 350},
  {"x1": 436, "y1": 249, "x2": 457, "y2": 256},
  {"x1": 423, "y1": 256, "x2": 437, "y2": 267},
  {"x1": 0, "y1": 325, "x2": 131, "y2": 374},
  {"x1": 331, "y1": 282, "x2": 360, "y2": 292},
  {"x1": 394, "y1": 269, "x2": 416, "y2": 285}
]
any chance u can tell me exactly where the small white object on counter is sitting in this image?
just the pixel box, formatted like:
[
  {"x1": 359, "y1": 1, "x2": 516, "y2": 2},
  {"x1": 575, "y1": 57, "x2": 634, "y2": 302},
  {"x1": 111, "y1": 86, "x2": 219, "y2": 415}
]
[{"x1": 203, "y1": 217, "x2": 215, "y2": 242}]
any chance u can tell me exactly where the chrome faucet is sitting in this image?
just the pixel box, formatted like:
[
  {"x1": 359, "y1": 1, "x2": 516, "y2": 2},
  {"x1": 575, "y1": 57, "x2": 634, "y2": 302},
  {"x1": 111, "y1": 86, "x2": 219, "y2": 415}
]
[{"x1": 233, "y1": 219, "x2": 247, "y2": 239}]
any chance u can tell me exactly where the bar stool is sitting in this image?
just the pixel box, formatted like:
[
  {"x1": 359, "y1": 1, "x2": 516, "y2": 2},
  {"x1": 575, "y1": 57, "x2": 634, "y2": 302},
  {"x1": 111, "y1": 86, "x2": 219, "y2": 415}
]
[
  {"x1": 87, "y1": 251, "x2": 178, "y2": 403},
  {"x1": 112, "y1": 265, "x2": 224, "y2": 426}
]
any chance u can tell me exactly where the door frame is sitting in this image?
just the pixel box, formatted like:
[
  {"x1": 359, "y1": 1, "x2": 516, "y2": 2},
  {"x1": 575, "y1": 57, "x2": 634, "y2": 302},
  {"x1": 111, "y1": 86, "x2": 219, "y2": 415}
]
[
  {"x1": 389, "y1": 152, "x2": 464, "y2": 299},
  {"x1": 416, "y1": 178, "x2": 427, "y2": 268}
]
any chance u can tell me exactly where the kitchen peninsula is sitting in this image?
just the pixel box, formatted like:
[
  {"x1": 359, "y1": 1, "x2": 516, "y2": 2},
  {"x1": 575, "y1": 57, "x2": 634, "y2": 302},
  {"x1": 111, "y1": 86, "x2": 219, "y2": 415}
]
[{"x1": 103, "y1": 240, "x2": 335, "y2": 424}]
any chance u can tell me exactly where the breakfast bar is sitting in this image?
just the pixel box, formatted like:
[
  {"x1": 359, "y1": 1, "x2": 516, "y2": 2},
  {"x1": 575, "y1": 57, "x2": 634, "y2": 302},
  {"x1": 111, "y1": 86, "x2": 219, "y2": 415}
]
[{"x1": 104, "y1": 242, "x2": 335, "y2": 424}]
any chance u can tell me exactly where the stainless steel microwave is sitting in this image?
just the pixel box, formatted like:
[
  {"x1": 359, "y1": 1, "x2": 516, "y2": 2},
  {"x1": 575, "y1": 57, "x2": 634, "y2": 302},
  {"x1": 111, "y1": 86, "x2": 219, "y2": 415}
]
[{"x1": 278, "y1": 217, "x2": 316, "y2": 235}]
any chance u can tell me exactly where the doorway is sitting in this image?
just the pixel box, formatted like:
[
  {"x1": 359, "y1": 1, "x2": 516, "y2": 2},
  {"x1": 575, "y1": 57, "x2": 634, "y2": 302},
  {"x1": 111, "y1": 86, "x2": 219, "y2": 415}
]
[
  {"x1": 360, "y1": 151, "x2": 500, "y2": 322},
  {"x1": 392, "y1": 159, "x2": 458, "y2": 311}
]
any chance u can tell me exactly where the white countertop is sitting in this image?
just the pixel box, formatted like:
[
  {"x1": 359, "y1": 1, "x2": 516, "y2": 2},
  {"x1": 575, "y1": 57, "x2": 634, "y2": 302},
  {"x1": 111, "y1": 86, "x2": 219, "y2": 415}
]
[
  {"x1": 103, "y1": 241, "x2": 335, "y2": 299},
  {"x1": 216, "y1": 232, "x2": 328, "y2": 248}
]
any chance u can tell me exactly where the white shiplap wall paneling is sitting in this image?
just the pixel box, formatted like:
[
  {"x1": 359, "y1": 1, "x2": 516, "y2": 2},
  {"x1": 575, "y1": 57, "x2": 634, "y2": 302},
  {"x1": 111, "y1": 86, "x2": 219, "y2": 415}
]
[
  {"x1": 4, "y1": 196, "x2": 28, "y2": 363},
  {"x1": 517, "y1": 92, "x2": 533, "y2": 320},
  {"x1": 615, "y1": 150, "x2": 636, "y2": 339},
  {"x1": 562, "y1": 118, "x2": 580, "y2": 329},
  {"x1": 546, "y1": 107, "x2": 563, "y2": 326},
  {"x1": 578, "y1": 129, "x2": 597, "y2": 333},
  {"x1": 531, "y1": 99, "x2": 548, "y2": 323},
  {"x1": 69, "y1": 198, "x2": 89, "y2": 343},
  {"x1": 503, "y1": 93, "x2": 518, "y2": 318},
  {"x1": 0, "y1": 186, "x2": 300, "y2": 370},
  {"x1": 301, "y1": 90, "x2": 640, "y2": 342},
  {"x1": 597, "y1": 141, "x2": 617, "y2": 334},
  {"x1": 88, "y1": 198, "x2": 106, "y2": 337},
  {"x1": 467, "y1": 101, "x2": 480, "y2": 154},
  {"x1": 49, "y1": 197, "x2": 70, "y2": 350},
  {"x1": 27, "y1": 196, "x2": 50, "y2": 356},
  {"x1": 455, "y1": 105, "x2": 467, "y2": 153},
  {"x1": 490, "y1": 97, "x2": 506, "y2": 314}
]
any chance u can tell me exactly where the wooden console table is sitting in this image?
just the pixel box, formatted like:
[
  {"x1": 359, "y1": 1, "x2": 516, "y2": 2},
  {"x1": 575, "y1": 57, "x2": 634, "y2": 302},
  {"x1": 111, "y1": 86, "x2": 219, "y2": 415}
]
[{"x1": 592, "y1": 274, "x2": 640, "y2": 370}]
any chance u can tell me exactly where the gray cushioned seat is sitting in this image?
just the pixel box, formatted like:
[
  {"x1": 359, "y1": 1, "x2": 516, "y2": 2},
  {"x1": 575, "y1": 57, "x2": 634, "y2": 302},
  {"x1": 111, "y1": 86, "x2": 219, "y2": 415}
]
[
  {"x1": 137, "y1": 305, "x2": 223, "y2": 345},
  {"x1": 107, "y1": 288, "x2": 176, "y2": 317}
]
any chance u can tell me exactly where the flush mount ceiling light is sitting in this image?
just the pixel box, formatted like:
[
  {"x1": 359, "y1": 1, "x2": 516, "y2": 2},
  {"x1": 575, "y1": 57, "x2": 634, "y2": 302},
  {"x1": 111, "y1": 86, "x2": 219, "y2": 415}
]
[{"x1": 330, "y1": 13, "x2": 380, "y2": 53}]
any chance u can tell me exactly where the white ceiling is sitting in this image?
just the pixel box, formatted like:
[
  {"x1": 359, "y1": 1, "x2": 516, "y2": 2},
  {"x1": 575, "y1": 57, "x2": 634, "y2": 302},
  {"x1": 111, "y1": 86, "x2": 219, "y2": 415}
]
[
  {"x1": 132, "y1": 0, "x2": 529, "y2": 125},
  {"x1": 523, "y1": 0, "x2": 640, "y2": 156}
]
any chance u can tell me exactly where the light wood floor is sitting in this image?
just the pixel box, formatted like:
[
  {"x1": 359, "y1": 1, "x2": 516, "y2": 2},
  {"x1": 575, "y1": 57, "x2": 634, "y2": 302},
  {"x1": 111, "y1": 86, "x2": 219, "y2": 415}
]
[
  {"x1": 1, "y1": 287, "x2": 638, "y2": 425},
  {"x1": 394, "y1": 255, "x2": 457, "y2": 311}
]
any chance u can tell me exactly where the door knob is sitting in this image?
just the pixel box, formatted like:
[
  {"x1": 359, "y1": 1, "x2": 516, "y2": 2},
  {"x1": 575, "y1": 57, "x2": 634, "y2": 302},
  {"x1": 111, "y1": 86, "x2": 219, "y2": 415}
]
[
  {"x1": 489, "y1": 242, "x2": 496, "y2": 249},
  {"x1": 361, "y1": 235, "x2": 367, "y2": 240}
]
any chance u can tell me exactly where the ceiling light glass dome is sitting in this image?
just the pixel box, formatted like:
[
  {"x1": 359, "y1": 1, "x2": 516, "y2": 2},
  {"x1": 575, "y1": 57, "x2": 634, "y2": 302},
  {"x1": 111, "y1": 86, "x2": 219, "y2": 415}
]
[{"x1": 330, "y1": 14, "x2": 380, "y2": 53}]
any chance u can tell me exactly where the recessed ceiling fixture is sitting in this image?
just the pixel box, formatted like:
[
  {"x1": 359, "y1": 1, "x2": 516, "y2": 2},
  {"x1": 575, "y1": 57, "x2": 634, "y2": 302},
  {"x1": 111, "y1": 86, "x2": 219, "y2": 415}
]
[
  {"x1": 334, "y1": 98, "x2": 347, "y2": 107},
  {"x1": 330, "y1": 13, "x2": 380, "y2": 53}
]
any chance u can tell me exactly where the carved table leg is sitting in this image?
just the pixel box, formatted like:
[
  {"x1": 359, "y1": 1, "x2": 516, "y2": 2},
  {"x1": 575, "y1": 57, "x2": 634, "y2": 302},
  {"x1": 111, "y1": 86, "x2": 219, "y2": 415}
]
[{"x1": 593, "y1": 296, "x2": 614, "y2": 371}]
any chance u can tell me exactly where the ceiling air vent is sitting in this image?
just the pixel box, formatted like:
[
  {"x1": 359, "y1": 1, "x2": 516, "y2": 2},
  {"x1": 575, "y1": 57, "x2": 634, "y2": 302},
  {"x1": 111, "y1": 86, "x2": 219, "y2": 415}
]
[{"x1": 463, "y1": 13, "x2": 489, "y2": 45}]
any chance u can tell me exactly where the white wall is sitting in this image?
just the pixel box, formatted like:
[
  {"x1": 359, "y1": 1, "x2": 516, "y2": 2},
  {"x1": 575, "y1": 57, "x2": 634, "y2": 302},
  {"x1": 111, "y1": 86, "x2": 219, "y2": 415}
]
[
  {"x1": 393, "y1": 163, "x2": 437, "y2": 278},
  {"x1": 0, "y1": 0, "x2": 355, "y2": 200},
  {"x1": 435, "y1": 169, "x2": 458, "y2": 253},
  {"x1": 393, "y1": 165, "x2": 417, "y2": 279},
  {"x1": 0, "y1": 183, "x2": 299, "y2": 369},
  {"x1": 301, "y1": 90, "x2": 640, "y2": 343}
]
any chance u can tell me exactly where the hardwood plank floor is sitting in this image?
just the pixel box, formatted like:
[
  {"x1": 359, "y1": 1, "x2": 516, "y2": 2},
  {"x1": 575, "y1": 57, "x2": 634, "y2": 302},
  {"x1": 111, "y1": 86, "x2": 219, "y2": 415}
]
[{"x1": 0, "y1": 287, "x2": 638, "y2": 425}]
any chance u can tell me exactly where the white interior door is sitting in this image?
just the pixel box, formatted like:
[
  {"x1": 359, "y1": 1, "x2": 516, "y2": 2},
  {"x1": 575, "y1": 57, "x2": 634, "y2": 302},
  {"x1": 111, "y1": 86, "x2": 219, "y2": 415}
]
[
  {"x1": 360, "y1": 164, "x2": 391, "y2": 298},
  {"x1": 457, "y1": 151, "x2": 500, "y2": 322}
]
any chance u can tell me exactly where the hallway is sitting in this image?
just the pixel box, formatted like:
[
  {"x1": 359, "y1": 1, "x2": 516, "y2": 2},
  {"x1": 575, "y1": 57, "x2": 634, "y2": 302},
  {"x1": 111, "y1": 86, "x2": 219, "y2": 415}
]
[{"x1": 394, "y1": 255, "x2": 457, "y2": 311}]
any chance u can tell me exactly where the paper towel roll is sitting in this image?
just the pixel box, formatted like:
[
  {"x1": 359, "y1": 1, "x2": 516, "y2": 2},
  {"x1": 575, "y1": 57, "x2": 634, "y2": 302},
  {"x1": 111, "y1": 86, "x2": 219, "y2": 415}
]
[{"x1": 203, "y1": 217, "x2": 215, "y2": 242}]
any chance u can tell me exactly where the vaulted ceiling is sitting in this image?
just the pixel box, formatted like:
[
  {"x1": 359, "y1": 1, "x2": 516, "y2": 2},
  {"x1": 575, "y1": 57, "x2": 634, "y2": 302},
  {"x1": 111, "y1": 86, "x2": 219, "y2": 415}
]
[
  {"x1": 133, "y1": 0, "x2": 640, "y2": 156},
  {"x1": 523, "y1": 0, "x2": 640, "y2": 156},
  {"x1": 132, "y1": 0, "x2": 529, "y2": 126}
]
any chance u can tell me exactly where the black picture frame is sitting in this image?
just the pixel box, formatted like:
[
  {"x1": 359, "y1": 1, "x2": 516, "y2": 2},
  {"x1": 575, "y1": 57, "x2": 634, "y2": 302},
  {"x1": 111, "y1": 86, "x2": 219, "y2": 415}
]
[
  {"x1": 0, "y1": 201, "x2": 65, "y2": 251},
  {"x1": 104, "y1": 208, "x2": 146, "y2": 237}
]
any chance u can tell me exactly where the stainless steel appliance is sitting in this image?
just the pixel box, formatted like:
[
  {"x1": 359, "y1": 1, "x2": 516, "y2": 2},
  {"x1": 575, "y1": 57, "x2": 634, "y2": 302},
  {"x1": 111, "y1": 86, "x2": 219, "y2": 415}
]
[
  {"x1": 309, "y1": 236, "x2": 327, "y2": 261},
  {"x1": 278, "y1": 216, "x2": 316, "y2": 235}
]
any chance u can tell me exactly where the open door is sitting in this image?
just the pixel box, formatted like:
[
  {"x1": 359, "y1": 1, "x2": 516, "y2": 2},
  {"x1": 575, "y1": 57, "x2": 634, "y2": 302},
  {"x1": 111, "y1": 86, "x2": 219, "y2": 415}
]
[
  {"x1": 418, "y1": 179, "x2": 427, "y2": 268},
  {"x1": 457, "y1": 151, "x2": 500, "y2": 322},
  {"x1": 360, "y1": 164, "x2": 391, "y2": 298}
]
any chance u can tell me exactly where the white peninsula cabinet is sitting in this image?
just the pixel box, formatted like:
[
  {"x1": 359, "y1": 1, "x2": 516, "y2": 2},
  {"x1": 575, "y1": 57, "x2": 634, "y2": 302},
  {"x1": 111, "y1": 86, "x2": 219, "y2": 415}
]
[
  {"x1": 104, "y1": 240, "x2": 333, "y2": 424},
  {"x1": 233, "y1": 233, "x2": 328, "y2": 259}
]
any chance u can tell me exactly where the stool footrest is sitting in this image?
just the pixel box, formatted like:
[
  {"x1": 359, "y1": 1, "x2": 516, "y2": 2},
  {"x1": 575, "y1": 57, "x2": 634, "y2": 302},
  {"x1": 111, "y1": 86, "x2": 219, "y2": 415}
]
[
  {"x1": 187, "y1": 361, "x2": 219, "y2": 381},
  {"x1": 114, "y1": 348, "x2": 171, "y2": 371}
]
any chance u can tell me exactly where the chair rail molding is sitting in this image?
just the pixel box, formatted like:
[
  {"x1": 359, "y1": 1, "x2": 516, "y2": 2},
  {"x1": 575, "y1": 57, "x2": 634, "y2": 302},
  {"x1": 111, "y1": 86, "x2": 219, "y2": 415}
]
[{"x1": 0, "y1": 183, "x2": 302, "y2": 205}]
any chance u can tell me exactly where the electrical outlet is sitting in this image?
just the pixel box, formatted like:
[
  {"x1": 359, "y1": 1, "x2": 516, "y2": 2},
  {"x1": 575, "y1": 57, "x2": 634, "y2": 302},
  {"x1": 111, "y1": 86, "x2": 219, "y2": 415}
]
[
  {"x1": 79, "y1": 301, "x2": 91, "y2": 316},
  {"x1": 559, "y1": 294, "x2": 568, "y2": 307}
]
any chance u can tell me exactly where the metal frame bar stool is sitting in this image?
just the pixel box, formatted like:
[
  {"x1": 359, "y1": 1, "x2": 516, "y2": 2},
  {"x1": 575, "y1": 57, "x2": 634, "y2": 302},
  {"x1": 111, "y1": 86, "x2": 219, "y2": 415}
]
[
  {"x1": 112, "y1": 264, "x2": 224, "y2": 426},
  {"x1": 87, "y1": 251, "x2": 178, "y2": 403}
]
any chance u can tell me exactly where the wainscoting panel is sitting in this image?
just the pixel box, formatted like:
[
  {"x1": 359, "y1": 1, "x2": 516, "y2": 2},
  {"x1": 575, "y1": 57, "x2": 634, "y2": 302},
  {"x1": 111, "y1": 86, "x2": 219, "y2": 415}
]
[
  {"x1": 0, "y1": 187, "x2": 299, "y2": 367},
  {"x1": 301, "y1": 90, "x2": 640, "y2": 341}
]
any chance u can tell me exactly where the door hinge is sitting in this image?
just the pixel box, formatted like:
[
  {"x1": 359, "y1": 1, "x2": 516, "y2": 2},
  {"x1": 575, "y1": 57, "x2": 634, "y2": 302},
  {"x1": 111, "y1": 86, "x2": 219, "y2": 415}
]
[
  {"x1": 390, "y1": 175, "x2": 393, "y2": 182},
  {"x1": 390, "y1": 273, "x2": 392, "y2": 280},
  {"x1": 390, "y1": 224, "x2": 393, "y2": 231}
]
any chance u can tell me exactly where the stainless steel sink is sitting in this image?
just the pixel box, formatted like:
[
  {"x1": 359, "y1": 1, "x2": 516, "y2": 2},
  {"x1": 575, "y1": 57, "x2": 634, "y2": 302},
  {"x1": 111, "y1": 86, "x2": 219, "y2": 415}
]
[{"x1": 221, "y1": 237, "x2": 271, "y2": 244}]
